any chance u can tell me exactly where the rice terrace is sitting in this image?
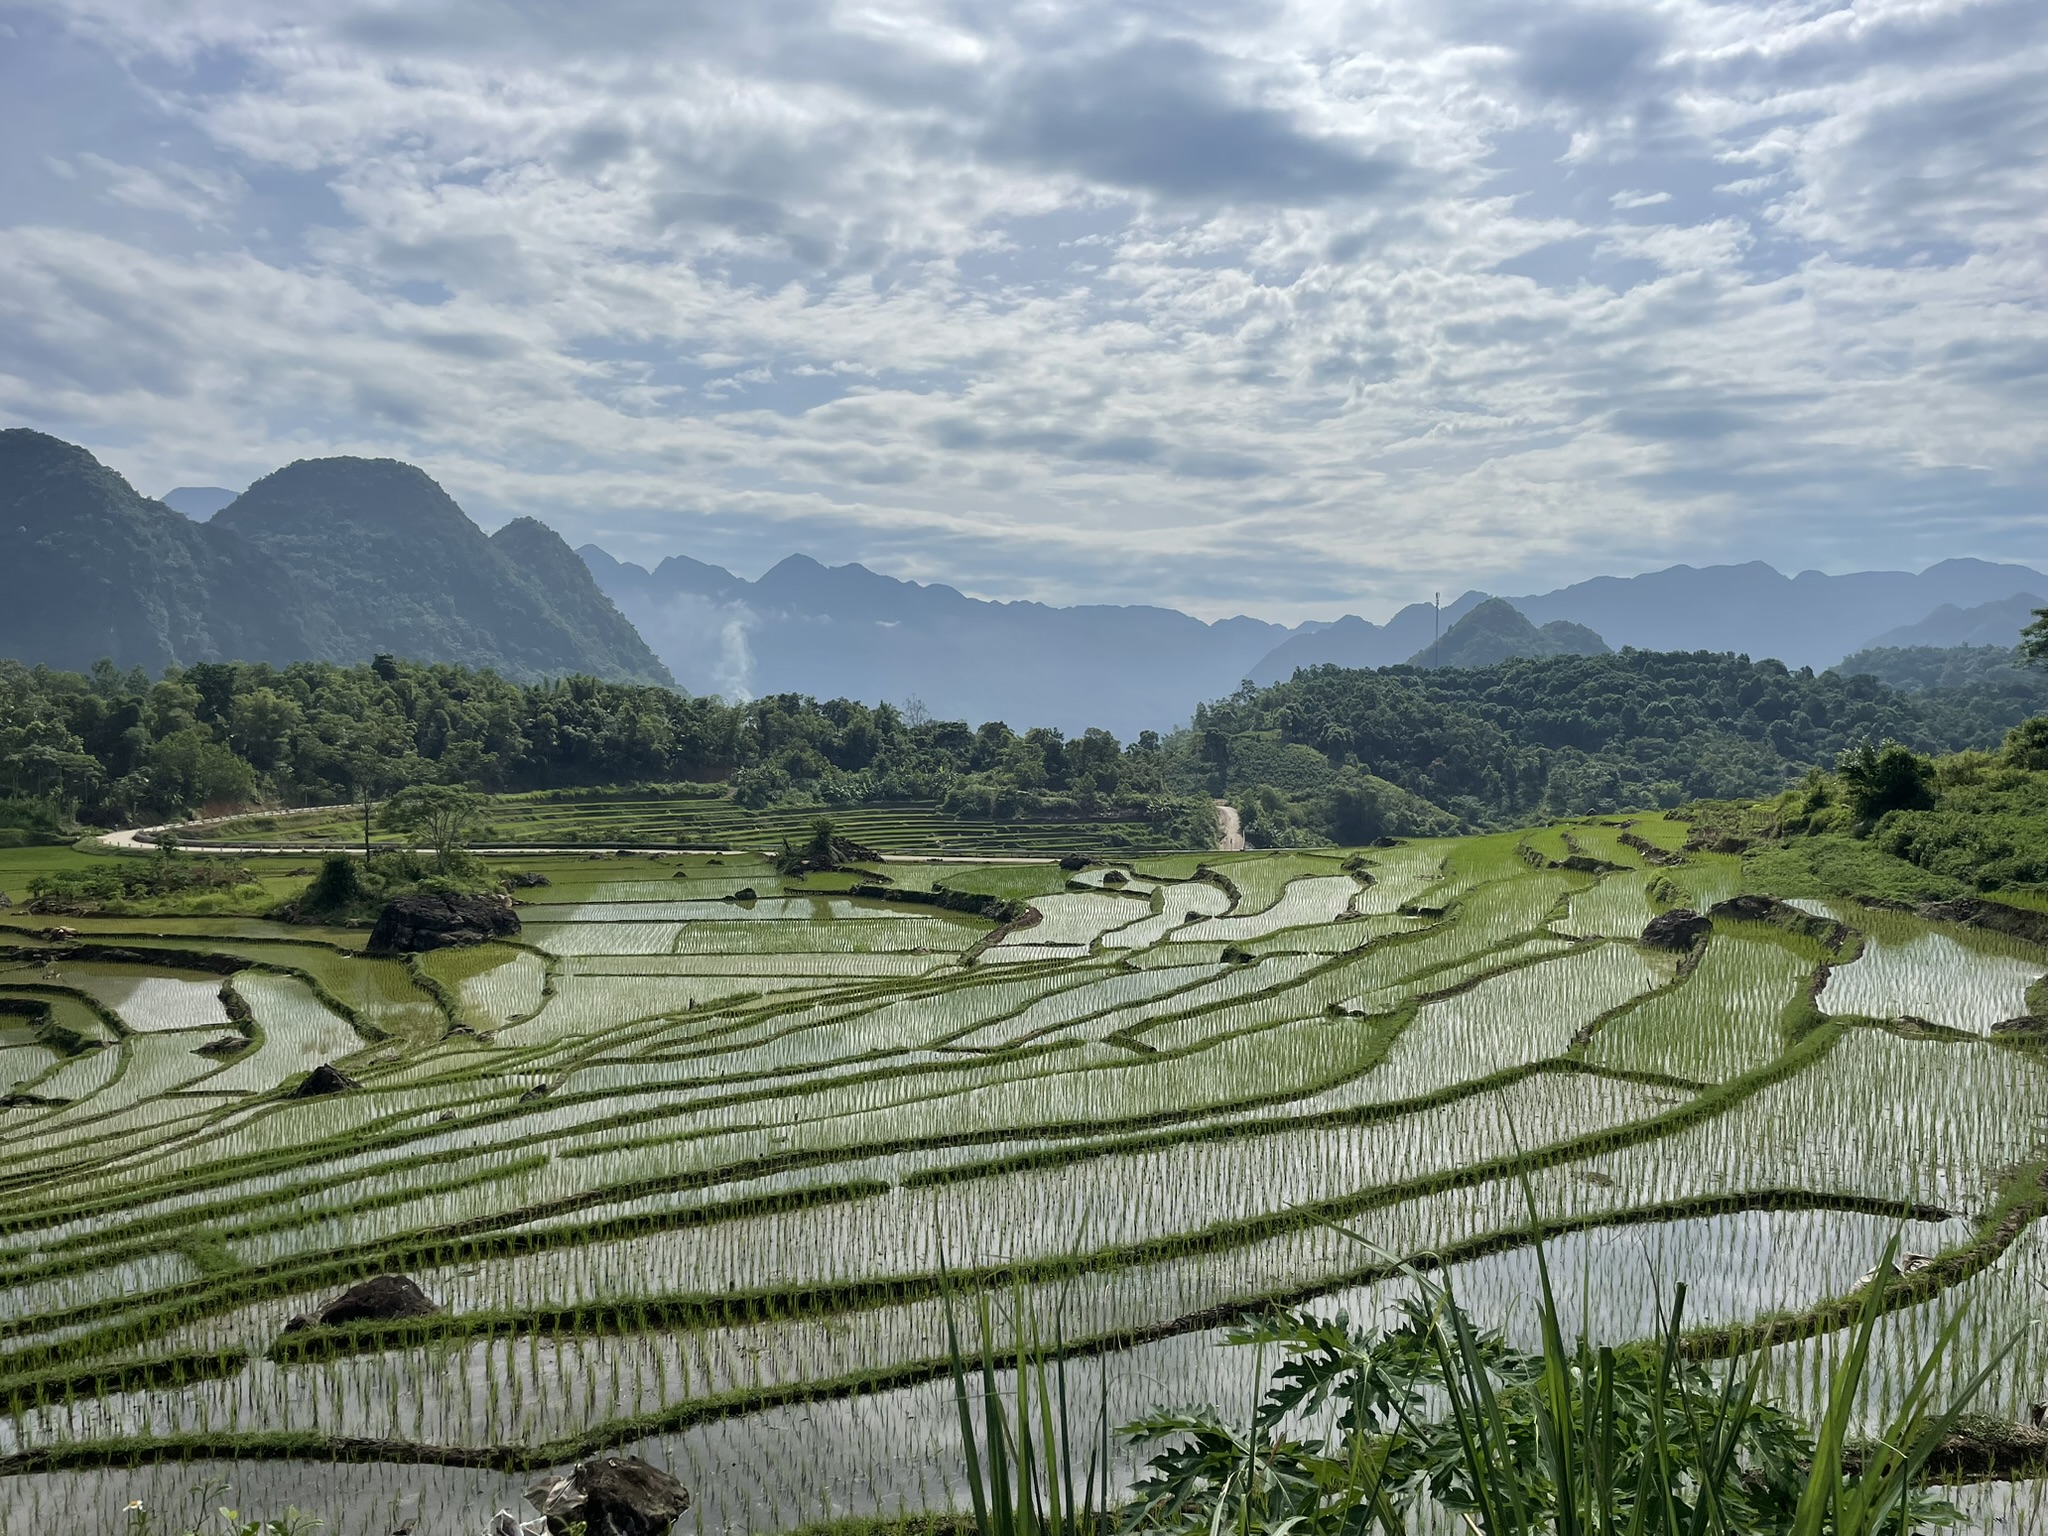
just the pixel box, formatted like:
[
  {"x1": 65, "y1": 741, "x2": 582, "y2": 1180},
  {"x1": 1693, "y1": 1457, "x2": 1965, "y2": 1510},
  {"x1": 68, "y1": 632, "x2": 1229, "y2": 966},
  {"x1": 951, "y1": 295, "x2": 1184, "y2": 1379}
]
[{"x1": 5, "y1": 797, "x2": 2048, "y2": 1532}]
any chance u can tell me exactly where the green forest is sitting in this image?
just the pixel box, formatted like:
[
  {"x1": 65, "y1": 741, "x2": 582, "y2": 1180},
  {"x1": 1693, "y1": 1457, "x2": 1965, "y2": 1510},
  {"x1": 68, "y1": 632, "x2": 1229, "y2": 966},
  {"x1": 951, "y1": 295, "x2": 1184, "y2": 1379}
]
[
  {"x1": 1197, "y1": 648, "x2": 2048, "y2": 846},
  {"x1": 4, "y1": 644, "x2": 2047, "y2": 852}
]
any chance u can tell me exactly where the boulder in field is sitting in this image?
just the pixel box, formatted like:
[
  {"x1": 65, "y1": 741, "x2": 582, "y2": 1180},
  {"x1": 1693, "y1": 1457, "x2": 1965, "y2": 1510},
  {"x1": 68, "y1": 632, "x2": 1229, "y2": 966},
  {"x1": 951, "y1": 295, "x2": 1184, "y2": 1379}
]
[
  {"x1": 281, "y1": 1273, "x2": 439, "y2": 1334},
  {"x1": 367, "y1": 890, "x2": 520, "y2": 953},
  {"x1": 528, "y1": 1456, "x2": 690, "y2": 1536},
  {"x1": 290, "y1": 1062, "x2": 359, "y2": 1097},
  {"x1": 1640, "y1": 909, "x2": 1710, "y2": 951}
]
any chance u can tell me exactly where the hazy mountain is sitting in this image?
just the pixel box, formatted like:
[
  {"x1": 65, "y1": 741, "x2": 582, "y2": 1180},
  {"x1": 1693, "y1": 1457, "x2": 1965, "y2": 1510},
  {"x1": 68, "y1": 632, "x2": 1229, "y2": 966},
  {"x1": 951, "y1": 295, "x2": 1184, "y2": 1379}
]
[
  {"x1": 0, "y1": 429, "x2": 307, "y2": 674},
  {"x1": 215, "y1": 458, "x2": 671, "y2": 686},
  {"x1": 1857, "y1": 592, "x2": 2044, "y2": 652},
  {"x1": 581, "y1": 545, "x2": 1300, "y2": 735},
  {"x1": 161, "y1": 486, "x2": 239, "y2": 520},
  {"x1": 1507, "y1": 559, "x2": 2047, "y2": 669},
  {"x1": 1409, "y1": 598, "x2": 1610, "y2": 668},
  {"x1": 1245, "y1": 560, "x2": 2048, "y2": 688},
  {"x1": 0, "y1": 432, "x2": 668, "y2": 685},
  {"x1": 1245, "y1": 591, "x2": 1488, "y2": 682}
]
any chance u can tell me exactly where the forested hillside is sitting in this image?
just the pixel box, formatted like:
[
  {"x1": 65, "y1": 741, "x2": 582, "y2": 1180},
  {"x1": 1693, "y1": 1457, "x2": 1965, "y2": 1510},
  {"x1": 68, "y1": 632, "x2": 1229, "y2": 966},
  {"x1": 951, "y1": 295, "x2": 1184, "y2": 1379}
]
[
  {"x1": 0, "y1": 431, "x2": 669, "y2": 686},
  {"x1": 8, "y1": 645, "x2": 2048, "y2": 851},
  {"x1": 0, "y1": 656, "x2": 1211, "y2": 842},
  {"x1": 1190, "y1": 650, "x2": 2048, "y2": 845}
]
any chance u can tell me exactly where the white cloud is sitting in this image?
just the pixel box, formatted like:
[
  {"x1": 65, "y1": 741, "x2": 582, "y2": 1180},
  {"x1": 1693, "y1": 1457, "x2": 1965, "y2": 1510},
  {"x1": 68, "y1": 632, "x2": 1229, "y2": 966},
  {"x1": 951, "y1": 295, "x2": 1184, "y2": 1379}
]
[{"x1": 0, "y1": 0, "x2": 2043, "y2": 621}]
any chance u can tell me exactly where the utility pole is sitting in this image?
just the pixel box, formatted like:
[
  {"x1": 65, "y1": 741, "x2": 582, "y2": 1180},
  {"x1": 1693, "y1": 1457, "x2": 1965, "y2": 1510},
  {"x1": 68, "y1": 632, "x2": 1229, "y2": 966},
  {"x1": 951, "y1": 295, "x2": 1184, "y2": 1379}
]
[{"x1": 1432, "y1": 591, "x2": 1441, "y2": 669}]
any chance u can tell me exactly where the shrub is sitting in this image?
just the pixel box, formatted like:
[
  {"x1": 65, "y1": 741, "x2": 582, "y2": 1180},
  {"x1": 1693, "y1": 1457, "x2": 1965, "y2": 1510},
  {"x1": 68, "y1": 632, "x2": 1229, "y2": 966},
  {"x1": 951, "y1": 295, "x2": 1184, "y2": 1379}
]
[
  {"x1": 2003, "y1": 715, "x2": 2048, "y2": 771},
  {"x1": 1836, "y1": 742, "x2": 1935, "y2": 822}
]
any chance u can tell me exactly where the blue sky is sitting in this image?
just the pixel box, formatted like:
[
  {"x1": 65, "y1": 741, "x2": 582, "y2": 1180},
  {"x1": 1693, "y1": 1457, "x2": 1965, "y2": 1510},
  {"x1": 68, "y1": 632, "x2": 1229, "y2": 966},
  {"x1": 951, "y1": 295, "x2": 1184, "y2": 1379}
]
[{"x1": 1, "y1": 0, "x2": 2043, "y2": 621}]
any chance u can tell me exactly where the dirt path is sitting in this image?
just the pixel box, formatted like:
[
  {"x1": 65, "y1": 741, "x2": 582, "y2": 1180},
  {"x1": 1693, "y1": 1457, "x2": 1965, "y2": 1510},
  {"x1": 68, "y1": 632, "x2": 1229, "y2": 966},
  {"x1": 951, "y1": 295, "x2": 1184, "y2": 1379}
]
[
  {"x1": 93, "y1": 815, "x2": 1055, "y2": 864},
  {"x1": 1215, "y1": 801, "x2": 1246, "y2": 851}
]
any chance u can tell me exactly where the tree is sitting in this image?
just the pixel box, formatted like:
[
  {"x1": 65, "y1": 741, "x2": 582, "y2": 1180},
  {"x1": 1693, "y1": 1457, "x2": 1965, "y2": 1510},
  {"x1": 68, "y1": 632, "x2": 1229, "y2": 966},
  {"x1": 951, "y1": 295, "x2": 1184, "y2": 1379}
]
[
  {"x1": 2005, "y1": 715, "x2": 2048, "y2": 771},
  {"x1": 378, "y1": 783, "x2": 483, "y2": 865},
  {"x1": 2020, "y1": 608, "x2": 2048, "y2": 667},
  {"x1": 1836, "y1": 741, "x2": 1935, "y2": 822}
]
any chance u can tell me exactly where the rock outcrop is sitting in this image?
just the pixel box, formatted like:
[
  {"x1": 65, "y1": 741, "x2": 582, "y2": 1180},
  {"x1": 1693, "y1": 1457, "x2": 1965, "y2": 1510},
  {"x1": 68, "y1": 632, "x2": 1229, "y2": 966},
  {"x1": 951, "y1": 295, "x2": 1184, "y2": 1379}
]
[
  {"x1": 367, "y1": 890, "x2": 520, "y2": 953},
  {"x1": 1917, "y1": 897, "x2": 2048, "y2": 947},
  {"x1": 1708, "y1": 894, "x2": 1852, "y2": 952},
  {"x1": 527, "y1": 1456, "x2": 691, "y2": 1536},
  {"x1": 1640, "y1": 908, "x2": 1711, "y2": 951},
  {"x1": 290, "y1": 1062, "x2": 360, "y2": 1097},
  {"x1": 282, "y1": 1274, "x2": 439, "y2": 1334}
]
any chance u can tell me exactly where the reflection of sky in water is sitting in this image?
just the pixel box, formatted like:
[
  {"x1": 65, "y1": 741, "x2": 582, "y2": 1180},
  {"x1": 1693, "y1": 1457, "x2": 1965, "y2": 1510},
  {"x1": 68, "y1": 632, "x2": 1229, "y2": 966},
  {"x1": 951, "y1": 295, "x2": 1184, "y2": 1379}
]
[{"x1": 1798, "y1": 900, "x2": 2043, "y2": 1032}]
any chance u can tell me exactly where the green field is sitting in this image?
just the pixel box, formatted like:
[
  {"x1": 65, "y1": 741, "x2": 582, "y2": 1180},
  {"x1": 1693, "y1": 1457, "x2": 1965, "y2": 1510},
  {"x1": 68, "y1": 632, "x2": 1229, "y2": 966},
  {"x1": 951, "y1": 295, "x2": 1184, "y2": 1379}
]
[{"x1": 1, "y1": 812, "x2": 2046, "y2": 1533}]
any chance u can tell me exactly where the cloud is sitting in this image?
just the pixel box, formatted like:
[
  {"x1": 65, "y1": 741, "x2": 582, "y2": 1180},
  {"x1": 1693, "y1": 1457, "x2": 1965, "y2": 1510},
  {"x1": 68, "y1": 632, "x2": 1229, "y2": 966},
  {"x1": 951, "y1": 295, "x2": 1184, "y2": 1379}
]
[
  {"x1": 982, "y1": 37, "x2": 1404, "y2": 205},
  {"x1": 0, "y1": 0, "x2": 2042, "y2": 623}
]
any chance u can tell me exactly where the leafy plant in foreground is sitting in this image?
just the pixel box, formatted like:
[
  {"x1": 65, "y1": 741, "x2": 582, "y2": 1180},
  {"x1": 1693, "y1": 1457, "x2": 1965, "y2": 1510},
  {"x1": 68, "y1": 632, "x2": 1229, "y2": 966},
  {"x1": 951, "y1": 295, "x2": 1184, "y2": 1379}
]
[{"x1": 953, "y1": 1228, "x2": 2012, "y2": 1536}]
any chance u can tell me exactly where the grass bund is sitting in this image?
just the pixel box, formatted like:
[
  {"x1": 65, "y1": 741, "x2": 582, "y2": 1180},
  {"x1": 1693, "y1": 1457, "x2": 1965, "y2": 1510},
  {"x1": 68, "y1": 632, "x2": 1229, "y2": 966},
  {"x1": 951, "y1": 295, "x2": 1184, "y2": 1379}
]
[{"x1": 0, "y1": 810, "x2": 2046, "y2": 1532}]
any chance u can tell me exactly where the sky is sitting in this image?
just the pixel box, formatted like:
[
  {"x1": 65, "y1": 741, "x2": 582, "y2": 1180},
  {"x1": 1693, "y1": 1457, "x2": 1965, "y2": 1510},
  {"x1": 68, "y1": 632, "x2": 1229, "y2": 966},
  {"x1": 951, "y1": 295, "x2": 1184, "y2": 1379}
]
[{"x1": 0, "y1": 0, "x2": 2043, "y2": 623}]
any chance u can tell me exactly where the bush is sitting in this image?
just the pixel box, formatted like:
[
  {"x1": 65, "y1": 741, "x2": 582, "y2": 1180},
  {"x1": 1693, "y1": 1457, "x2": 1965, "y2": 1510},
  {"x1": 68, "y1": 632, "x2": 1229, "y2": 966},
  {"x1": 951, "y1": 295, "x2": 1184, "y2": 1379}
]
[
  {"x1": 2004, "y1": 715, "x2": 2048, "y2": 770},
  {"x1": 25, "y1": 846, "x2": 258, "y2": 914},
  {"x1": 1836, "y1": 742, "x2": 1935, "y2": 822}
]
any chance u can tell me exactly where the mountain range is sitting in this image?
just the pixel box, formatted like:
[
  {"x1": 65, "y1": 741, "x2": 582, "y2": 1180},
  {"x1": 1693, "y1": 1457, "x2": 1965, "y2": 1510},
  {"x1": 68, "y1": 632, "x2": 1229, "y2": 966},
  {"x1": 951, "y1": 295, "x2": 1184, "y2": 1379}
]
[
  {"x1": 576, "y1": 543, "x2": 1302, "y2": 736},
  {"x1": 0, "y1": 430, "x2": 668, "y2": 685},
  {"x1": 4, "y1": 429, "x2": 2045, "y2": 734}
]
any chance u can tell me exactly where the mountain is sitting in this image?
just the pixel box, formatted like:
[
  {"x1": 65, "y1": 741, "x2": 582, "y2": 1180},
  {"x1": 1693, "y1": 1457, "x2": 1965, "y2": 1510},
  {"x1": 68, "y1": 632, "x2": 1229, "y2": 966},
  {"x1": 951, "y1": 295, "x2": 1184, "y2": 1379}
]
[
  {"x1": 1247, "y1": 592, "x2": 1490, "y2": 683},
  {"x1": 213, "y1": 458, "x2": 671, "y2": 686},
  {"x1": 1245, "y1": 559, "x2": 2048, "y2": 689},
  {"x1": 161, "y1": 486, "x2": 238, "y2": 520},
  {"x1": 0, "y1": 429, "x2": 307, "y2": 674},
  {"x1": 580, "y1": 546, "x2": 1301, "y2": 735},
  {"x1": 1408, "y1": 598, "x2": 1610, "y2": 668},
  {"x1": 0, "y1": 432, "x2": 668, "y2": 686},
  {"x1": 1857, "y1": 592, "x2": 2044, "y2": 652},
  {"x1": 1506, "y1": 559, "x2": 2048, "y2": 669}
]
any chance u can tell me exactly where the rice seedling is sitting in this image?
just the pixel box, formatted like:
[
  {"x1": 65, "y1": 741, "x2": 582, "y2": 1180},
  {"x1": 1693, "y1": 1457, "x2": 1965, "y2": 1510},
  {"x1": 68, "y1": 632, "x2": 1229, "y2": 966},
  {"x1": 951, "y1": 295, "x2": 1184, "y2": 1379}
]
[{"x1": 1, "y1": 837, "x2": 2044, "y2": 1533}]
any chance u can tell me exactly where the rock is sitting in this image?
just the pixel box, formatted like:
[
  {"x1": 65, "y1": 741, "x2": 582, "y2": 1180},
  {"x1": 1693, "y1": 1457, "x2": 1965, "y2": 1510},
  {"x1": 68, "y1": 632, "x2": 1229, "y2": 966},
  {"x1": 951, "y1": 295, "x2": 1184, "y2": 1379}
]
[
  {"x1": 534, "y1": 1456, "x2": 689, "y2": 1536},
  {"x1": 1710, "y1": 894, "x2": 1779, "y2": 923},
  {"x1": 722, "y1": 887, "x2": 758, "y2": 903},
  {"x1": 282, "y1": 1273, "x2": 440, "y2": 1334},
  {"x1": 1640, "y1": 908, "x2": 1711, "y2": 951},
  {"x1": 1918, "y1": 897, "x2": 2048, "y2": 947},
  {"x1": 1059, "y1": 853, "x2": 1092, "y2": 871},
  {"x1": 1617, "y1": 831, "x2": 1685, "y2": 867},
  {"x1": 506, "y1": 871, "x2": 551, "y2": 889},
  {"x1": 290, "y1": 1062, "x2": 359, "y2": 1097},
  {"x1": 1102, "y1": 869, "x2": 1128, "y2": 886},
  {"x1": 1854, "y1": 1252, "x2": 1937, "y2": 1290},
  {"x1": 367, "y1": 890, "x2": 520, "y2": 954},
  {"x1": 195, "y1": 1034, "x2": 252, "y2": 1057},
  {"x1": 1370, "y1": 836, "x2": 1400, "y2": 848},
  {"x1": 1683, "y1": 828, "x2": 1750, "y2": 854},
  {"x1": 1708, "y1": 894, "x2": 1852, "y2": 952},
  {"x1": 1993, "y1": 1015, "x2": 2048, "y2": 1035},
  {"x1": 0, "y1": 891, "x2": 10, "y2": 908}
]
